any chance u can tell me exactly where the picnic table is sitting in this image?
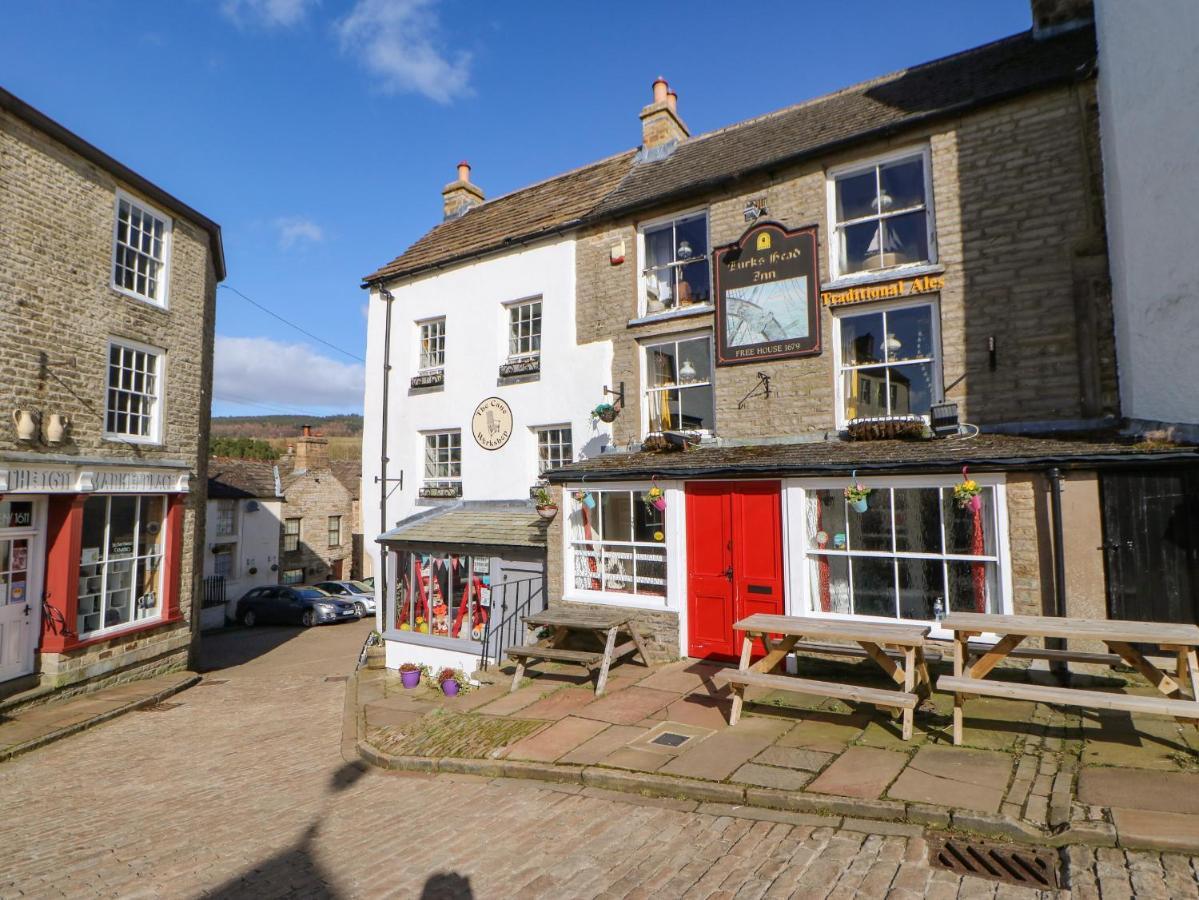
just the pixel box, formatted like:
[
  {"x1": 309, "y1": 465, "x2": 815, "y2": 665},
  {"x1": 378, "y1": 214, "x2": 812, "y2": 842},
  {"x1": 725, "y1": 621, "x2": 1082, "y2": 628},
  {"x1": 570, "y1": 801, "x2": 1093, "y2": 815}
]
[
  {"x1": 938, "y1": 612, "x2": 1199, "y2": 745},
  {"x1": 716, "y1": 614, "x2": 932, "y2": 740},
  {"x1": 508, "y1": 607, "x2": 650, "y2": 696}
]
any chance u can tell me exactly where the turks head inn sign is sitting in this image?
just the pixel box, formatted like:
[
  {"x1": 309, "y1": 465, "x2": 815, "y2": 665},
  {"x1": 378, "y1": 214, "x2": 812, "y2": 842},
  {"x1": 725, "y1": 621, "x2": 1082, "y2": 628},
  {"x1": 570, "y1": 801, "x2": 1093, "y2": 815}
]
[{"x1": 714, "y1": 222, "x2": 820, "y2": 365}]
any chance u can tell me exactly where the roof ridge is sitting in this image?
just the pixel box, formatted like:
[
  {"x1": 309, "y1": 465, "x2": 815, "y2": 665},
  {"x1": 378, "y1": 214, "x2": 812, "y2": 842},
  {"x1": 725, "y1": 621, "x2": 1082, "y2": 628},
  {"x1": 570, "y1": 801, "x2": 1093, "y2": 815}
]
[{"x1": 460, "y1": 147, "x2": 637, "y2": 212}]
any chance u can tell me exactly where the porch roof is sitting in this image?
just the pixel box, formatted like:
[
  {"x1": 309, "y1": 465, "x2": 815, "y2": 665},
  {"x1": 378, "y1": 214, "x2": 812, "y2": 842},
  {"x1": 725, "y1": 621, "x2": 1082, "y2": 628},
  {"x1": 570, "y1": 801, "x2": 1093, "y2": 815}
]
[
  {"x1": 377, "y1": 502, "x2": 548, "y2": 555},
  {"x1": 544, "y1": 432, "x2": 1199, "y2": 483}
]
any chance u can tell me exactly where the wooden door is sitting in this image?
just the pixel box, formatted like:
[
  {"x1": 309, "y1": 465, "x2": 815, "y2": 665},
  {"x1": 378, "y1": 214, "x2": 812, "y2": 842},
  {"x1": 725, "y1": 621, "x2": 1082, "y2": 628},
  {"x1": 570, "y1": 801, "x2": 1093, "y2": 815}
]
[
  {"x1": 686, "y1": 481, "x2": 784, "y2": 659},
  {"x1": 1101, "y1": 468, "x2": 1199, "y2": 625}
]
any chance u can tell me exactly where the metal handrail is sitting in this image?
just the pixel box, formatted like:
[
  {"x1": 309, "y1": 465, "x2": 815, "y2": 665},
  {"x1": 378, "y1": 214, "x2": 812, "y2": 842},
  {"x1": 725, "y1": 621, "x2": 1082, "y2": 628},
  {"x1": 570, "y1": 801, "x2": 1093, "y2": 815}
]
[{"x1": 479, "y1": 575, "x2": 545, "y2": 669}]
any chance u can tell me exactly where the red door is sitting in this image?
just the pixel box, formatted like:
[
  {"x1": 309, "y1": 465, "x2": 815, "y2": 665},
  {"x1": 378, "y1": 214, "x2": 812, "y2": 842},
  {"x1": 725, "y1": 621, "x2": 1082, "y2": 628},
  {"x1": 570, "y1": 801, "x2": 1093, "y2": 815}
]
[{"x1": 686, "y1": 481, "x2": 784, "y2": 659}]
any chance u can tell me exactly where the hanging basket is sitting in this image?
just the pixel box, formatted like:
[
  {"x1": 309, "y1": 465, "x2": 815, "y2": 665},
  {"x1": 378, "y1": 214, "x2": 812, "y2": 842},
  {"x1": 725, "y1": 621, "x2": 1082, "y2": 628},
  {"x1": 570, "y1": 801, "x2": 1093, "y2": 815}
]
[
  {"x1": 849, "y1": 497, "x2": 868, "y2": 514},
  {"x1": 845, "y1": 416, "x2": 928, "y2": 441}
]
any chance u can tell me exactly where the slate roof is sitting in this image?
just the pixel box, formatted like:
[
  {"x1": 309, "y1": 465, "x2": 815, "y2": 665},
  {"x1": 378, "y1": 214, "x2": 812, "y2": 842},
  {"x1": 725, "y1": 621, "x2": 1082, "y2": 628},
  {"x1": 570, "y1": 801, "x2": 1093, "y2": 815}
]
[
  {"x1": 544, "y1": 433, "x2": 1199, "y2": 483},
  {"x1": 378, "y1": 503, "x2": 549, "y2": 551},
  {"x1": 362, "y1": 27, "x2": 1095, "y2": 286},
  {"x1": 207, "y1": 458, "x2": 281, "y2": 500},
  {"x1": 330, "y1": 461, "x2": 361, "y2": 500}
]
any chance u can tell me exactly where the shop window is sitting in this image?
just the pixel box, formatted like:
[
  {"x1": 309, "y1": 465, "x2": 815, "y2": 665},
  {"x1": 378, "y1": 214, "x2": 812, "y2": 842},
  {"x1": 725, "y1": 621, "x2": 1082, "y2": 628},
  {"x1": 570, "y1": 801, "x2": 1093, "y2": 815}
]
[
  {"x1": 644, "y1": 334, "x2": 714, "y2": 435},
  {"x1": 112, "y1": 192, "x2": 171, "y2": 305},
  {"x1": 0, "y1": 535, "x2": 30, "y2": 610},
  {"x1": 535, "y1": 426, "x2": 573, "y2": 476},
  {"x1": 327, "y1": 515, "x2": 342, "y2": 548},
  {"x1": 393, "y1": 551, "x2": 490, "y2": 643},
  {"x1": 212, "y1": 543, "x2": 235, "y2": 578},
  {"x1": 214, "y1": 500, "x2": 237, "y2": 536},
  {"x1": 507, "y1": 299, "x2": 541, "y2": 359},
  {"x1": 105, "y1": 339, "x2": 163, "y2": 442},
  {"x1": 835, "y1": 300, "x2": 939, "y2": 426},
  {"x1": 418, "y1": 318, "x2": 445, "y2": 371},
  {"x1": 640, "y1": 211, "x2": 711, "y2": 316},
  {"x1": 76, "y1": 495, "x2": 165, "y2": 637},
  {"x1": 281, "y1": 568, "x2": 304, "y2": 585},
  {"x1": 423, "y1": 431, "x2": 461, "y2": 486},
  {"x1": 829, "y1": 148, "x2": 934, "y2": 279},
  {"x1": 801, "y1": 481, "x2": 1002, "y2": 624},
  {"x1": 568, "y1": 488, "x2": 667, "y2": 599},
  {"x1": 283, "y1": 517, "x2": 301, "y2": 552}
]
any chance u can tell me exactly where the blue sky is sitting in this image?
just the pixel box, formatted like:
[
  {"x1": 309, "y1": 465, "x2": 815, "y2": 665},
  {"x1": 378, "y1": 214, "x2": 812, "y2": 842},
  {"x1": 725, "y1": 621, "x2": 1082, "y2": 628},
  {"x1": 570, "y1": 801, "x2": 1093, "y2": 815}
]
[{"x1": 2, "y1": 0, "x2": 1031, "y2": 418}]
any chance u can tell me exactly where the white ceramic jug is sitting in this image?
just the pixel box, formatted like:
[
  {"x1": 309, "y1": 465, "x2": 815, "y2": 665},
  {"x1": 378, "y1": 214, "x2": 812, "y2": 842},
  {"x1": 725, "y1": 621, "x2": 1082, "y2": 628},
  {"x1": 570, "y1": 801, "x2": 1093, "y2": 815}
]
[
  {"x1": 12, "y1": 409, "x2": 36, "y2": 441},
  {"x1": 46, "y1": 413, "x2": 70, "y2": 444}
]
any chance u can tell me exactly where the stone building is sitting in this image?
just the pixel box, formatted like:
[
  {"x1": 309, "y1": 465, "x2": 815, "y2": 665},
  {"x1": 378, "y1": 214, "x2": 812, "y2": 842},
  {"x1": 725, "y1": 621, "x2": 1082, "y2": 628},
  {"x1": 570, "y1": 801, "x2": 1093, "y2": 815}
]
[
  {"x1": 278, "y1": 427, "x2": 361, "y2": 586},
  {"x1": 0, "y1": 87, "x2": 224, "y2": 702}
]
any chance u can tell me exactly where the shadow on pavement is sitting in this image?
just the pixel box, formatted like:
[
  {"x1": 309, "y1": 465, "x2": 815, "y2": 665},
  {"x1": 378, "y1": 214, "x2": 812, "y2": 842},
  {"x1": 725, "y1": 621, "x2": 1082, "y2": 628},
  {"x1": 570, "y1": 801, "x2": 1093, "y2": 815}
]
[
  {"x1": 420, "y1": 872, "x2": 474, "y2": 899},
  {"x1": 196, "y1": 625, "x2": 309, "y2": 672},
  {"x1": 204, "y1": 824, "x2": 338, "y2": 899}
]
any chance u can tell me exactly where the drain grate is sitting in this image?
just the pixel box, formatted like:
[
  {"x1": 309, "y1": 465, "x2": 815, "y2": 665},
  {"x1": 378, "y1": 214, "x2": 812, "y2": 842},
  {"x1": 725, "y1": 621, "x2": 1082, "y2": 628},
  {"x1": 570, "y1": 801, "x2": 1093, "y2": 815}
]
[
  {"x1": 928, "y1": 836, "x2": 1059, "y2": 890},
  {"x1": 324, "y1": 675, "x2": 350, "y2": 683},
  {"x1": 650, "y1": 732, "x2": 691, "y2": 748},
  {"x1": 138, "y1": 702, "x2": 182, "y2": 713}
]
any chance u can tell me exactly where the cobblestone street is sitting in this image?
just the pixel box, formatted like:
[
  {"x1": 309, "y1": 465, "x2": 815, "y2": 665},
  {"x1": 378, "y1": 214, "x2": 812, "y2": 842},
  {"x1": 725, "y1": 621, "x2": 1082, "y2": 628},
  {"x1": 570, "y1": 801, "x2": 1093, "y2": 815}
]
[{"x1": 1, "y1": 622, "x2": 1196, "y2": 898}]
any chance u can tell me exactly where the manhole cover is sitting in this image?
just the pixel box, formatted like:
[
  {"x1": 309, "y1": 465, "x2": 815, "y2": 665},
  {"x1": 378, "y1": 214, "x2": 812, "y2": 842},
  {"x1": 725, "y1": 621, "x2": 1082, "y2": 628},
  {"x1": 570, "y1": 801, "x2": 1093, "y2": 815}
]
[
  {"x1": 651, "y1": 732, "x2": 690, "y2": 748},
  {"x1": 138, "y1": 702, "x2": 182, "y2": 713},
  {"x1": 325, "y1": 675, "x2": 350, "y2": 683},
  {"x1": 198, "y1": 679, "x2": 229, "y2": 686},
  {"x1": 928, "y1": 836, "x2": 1059, "y2": 889}
]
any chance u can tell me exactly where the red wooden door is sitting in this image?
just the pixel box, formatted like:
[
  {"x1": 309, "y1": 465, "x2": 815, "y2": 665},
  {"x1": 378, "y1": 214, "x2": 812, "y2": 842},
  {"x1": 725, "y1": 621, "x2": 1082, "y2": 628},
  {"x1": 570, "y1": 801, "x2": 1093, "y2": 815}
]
[{"x1": 686, "y1": 481, "x2": 784, "y2": 659}]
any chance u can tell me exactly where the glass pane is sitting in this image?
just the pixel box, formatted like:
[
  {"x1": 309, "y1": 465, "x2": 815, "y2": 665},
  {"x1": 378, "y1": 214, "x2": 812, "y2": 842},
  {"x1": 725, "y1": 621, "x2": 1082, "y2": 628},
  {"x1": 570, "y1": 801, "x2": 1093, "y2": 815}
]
[
  {"x1": 879, "y1": 211, "x2": 929, "y2": 267},
  {"x1": 840, "y1": 221, "x2": 880, "y2": 273},
  {"x1": 897, "y1": 557, "x2": 944, "y2": 621},
  {"x1": 806, "y1": 490, "x2": 847, "y2": 551},
  {"x1": 847, "y1": 487, "x2": 891, "y2": 552},
  {"x1": 647, "y1": 343, "x2": 677, "y2": 389},
  {"x1": 851, "y1": 556, "x2": 896, "y2": 618},
  {"x1": 679, "y1": 384, "x2": 714, "y2": 431},
  {"x1": 81, "y1": 497, "x2": 106, "y2": 561},
  {"x1": 645, "y1": 223, "x2": 674, "y2": 269},
  {"x1": 634, "y1": 546, "x2": 667, "y2": 596},
  {"x1": 677, "y1": 259, "x2": 710, "y2": 305},
  {"x1": 943, "y1": 486, "x2": 996, "y2": 556},
  {"x1": 632, "y1": 492, "x2": 665, "y2": 543},
  {"x1": 884, "y1": 305, "x2": 934, "y2": 362},
  {"x1": 836, "y1": 169, "x2": 877, "y2": 222},
  {"x1": 139, "y1": 496, "x2": 164, "y2": 556},
  {"x1": 645, "y1": 226, "x2": 674, "y2": 312},
  {"x1": 105, "y1": 559, "x2": 134, "y2": 627},
  {"x1": 601, "y1": 545, "x2": 634, "y2": 594},
  {"x1": 810, "y1": 553, "x2": 851, "y2": 615},
  {"x1": 840, "y1": 312, "x2": 884, "y2": 365},
  {"x1": 674, "y1": 215, "x2": 707, "y2": 260},
  {"x1": 893, "y1": 488, "x2": 941, "y2": 552},
  {"x1": 947, "y1": 561, "x2": 997, "y2": 614},
  {"x1": 598, "y1": 492, "x2": 633, "y2": 542},
  {"x1": 844, "y1": 368, "x2": 888, "y2": 419},
  {"x1": 677, "y1": 338, "x2": 711, "y2": 384},
  {"x1": 135, "y1": 556, "x2": 160, "y2": 620},
  {"x1": 887, "y1": 363, "x2": 935, "y2": 417},
  {"x1": 648, "y1": 387, "x2": 681, "y2": 432},
  {"x1": 108, "y1": 496, "x2": 137, "y2": 558},
  {"x1": 880, "y1": 157, "x2": 925, "y2": 211}
]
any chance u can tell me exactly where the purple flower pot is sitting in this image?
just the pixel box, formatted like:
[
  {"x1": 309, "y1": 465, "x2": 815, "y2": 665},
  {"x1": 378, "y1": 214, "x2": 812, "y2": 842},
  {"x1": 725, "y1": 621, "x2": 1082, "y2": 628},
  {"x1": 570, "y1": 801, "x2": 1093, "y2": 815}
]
[
  {"x1": 441, "y1": 679, "x2": 460, "y2": 697},
  {"x1": 400, "y1": 669, "x2": 422, "y2": 689},
  {"x1": 970, "y1": 494, "x2": 982, "y2": 513}
]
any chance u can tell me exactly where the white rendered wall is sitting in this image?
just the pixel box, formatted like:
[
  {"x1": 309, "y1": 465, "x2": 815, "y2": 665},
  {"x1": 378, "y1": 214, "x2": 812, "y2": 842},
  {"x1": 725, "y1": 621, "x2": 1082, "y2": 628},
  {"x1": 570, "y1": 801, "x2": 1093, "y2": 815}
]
[
  {"x1": 1096, "y1": 0, "x2": 1199, "y2": 429},
  {"x1": 203, "y1": 498, "x2": 283, "y2": 626},
  {"x1": 360, "y1": 237, "x2": 614, "y2": 580}
]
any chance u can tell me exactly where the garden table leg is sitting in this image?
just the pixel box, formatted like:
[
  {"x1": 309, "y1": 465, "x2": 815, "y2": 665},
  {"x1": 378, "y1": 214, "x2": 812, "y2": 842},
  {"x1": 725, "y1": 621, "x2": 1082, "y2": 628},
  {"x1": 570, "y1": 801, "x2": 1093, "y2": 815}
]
[
  {"x1": 952, "y1": 632, "x2": 969, "y2": 746},
  {"x1": 594, "y1": 626, "x2": 619, "y2": 696},
  {"x1": 728, "y1": 633, "x2": 755, "y2": 726},
  {"x1": 902, "y1": 646, "x2": 916, "y2": 741},
  {"x1": 1106, "y1": 641, "x2": 1182, "y2": 697}
]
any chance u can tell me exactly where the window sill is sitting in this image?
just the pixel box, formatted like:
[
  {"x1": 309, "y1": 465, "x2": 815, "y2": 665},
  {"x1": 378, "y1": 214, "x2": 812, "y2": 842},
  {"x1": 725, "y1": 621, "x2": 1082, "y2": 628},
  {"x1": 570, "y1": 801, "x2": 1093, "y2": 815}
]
[
  {"x1": 102, "y1": 433, "x2": 163, "y2": 447},
  {"x1": 382, "y1": 628, "x2": 483, "y2": 655},
  {"x1": 628, "y1": 304, "x2": 714, "y2": 328},
  {"x1": 562, "y1": 590, "x2": 673, "y2": 612},
  {"x1": 65, "y1": 613, "x2": 182, "y2": 652},
  {"x1": 110, "y1": 283, "x2": 169, "y2": 310},
  {"x1": 822, "y1": 263, "x2": 943, "y2": 291}
]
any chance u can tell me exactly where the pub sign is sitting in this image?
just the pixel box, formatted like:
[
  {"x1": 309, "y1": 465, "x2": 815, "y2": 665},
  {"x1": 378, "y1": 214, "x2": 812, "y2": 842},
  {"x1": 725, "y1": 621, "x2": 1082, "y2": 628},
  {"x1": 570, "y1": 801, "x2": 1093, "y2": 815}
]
[{"x1": 714, "y1": 222, "x2": 820, "y2": 365}]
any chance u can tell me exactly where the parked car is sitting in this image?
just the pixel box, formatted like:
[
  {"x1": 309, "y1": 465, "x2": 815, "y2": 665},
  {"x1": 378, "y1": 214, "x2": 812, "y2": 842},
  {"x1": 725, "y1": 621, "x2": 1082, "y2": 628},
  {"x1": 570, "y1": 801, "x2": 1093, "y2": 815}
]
[
  {"x1": 313, "y1": 580, "x2": 377, "y2": 618},
  {"x1": 234, "y1": 585, "x2": 359, "y2": 628}
]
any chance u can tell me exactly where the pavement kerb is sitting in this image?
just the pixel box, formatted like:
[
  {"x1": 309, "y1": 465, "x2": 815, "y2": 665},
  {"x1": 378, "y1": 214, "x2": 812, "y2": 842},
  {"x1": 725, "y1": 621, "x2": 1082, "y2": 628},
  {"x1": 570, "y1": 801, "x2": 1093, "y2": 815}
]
[{"x1": 0, "y1": 672, "x2": 202, "y2": 765}]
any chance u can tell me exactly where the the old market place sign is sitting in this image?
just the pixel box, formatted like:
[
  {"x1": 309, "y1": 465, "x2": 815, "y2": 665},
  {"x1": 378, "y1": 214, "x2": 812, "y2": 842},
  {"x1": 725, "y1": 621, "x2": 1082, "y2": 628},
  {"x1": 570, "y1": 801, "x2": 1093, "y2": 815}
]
[
  {"x1": 714, "y1": 222, "x2": 820, "y2": 365},
  {"x1": 472, "y1": 397, "x2": 513, "y2": 450}
]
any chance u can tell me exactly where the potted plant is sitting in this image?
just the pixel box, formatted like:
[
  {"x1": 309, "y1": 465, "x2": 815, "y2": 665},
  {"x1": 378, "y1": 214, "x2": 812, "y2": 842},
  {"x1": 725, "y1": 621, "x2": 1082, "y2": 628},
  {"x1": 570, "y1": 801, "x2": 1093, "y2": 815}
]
[
  {"x1": 573, "y1": 489, "x2": 596, "y2": 509},
  {"x1": 954, "y1": 477, "x2": 983, "y2": 512},
  {"x1": 591, "y1": 402, "x2": 618, "y2": 424},
  {"x1": 533, "y1": 486, "x2": 558, "y2": 519},
  {"x1": 845, "y1": 481, "x2": 872, "y2": 513},
  {"x1": 436, "y1": 667, "x2": 465, "y2": 697},
  {"x1": 646, "y1": 484, "x2": 666, "y2": 512},
  {"x1": 399, "y1": 662, "x2": 423, "y2": 689}
]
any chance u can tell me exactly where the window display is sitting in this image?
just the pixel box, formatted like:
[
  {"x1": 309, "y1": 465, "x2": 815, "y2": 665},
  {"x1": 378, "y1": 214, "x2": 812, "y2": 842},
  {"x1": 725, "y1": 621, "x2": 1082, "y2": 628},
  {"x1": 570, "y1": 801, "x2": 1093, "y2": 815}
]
[
  {"x1": 394, "y1": 551, "x2": 490, "y2": 643},
  {"x1": 76, "y1": 495, "x2": 165, "y2": 636}
]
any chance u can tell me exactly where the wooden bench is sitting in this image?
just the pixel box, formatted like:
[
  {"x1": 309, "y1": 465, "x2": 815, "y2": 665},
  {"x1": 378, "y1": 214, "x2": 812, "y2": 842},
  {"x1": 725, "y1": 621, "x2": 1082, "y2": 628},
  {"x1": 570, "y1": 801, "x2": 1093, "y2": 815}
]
[
  {"x1": 508, "y1": 646, "x2": 602, "y2": 665},
  {"x1": 726, "y1": 615, "x2": 932, "y2": 739},
  {"x1": 508, "y1": 607, "x2": 650, "y2": 696},
  {"x1": 937, "y1": 675, "x2": 1199, "y2": 721}
]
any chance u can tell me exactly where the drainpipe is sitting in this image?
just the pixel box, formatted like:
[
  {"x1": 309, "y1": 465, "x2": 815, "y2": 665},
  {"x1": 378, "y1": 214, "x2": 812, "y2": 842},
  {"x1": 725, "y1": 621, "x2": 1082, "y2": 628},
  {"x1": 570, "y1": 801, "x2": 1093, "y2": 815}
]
[
  {"x1": 377, "y1": 286, "x2": 395, "y2": 633},
  {"x1": 1046, "y1": 467, "x2": 1069, "y2": 679}
]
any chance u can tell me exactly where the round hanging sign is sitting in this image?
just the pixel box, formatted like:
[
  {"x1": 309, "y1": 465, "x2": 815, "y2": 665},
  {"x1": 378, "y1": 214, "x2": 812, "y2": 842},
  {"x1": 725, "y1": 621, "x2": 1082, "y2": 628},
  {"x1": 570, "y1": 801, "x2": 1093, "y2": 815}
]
[{"x1": 472, "y1": 397, "x2": 513, "y2": 450}]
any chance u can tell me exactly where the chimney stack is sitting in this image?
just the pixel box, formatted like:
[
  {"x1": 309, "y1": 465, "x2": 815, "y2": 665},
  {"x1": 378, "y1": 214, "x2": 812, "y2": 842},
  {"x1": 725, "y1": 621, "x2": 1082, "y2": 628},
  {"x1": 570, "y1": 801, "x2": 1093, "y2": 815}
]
[
  {"x1": 441, "y1": 160, "x2": 485, "y2": 220},
  {"x1": 1029, "y1": 0, "x2": 1093, "y2": 38},
  {"x1": 293, "y1": 425, "x2": 328, "y2": 472},
  {"x1": 640, "y1": 76, "x2": 689, "y2": 154}
]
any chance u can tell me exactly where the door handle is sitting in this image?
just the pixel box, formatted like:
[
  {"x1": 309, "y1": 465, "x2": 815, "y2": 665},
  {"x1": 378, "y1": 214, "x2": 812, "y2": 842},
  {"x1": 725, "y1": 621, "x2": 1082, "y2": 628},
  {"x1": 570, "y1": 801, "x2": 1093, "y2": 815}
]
[
  {"x1": 22, "y1": 605, "x2": 31, "y2": 617},
  {"x1": 724, "y1": 567, "x2": 733, "y2": 582}
]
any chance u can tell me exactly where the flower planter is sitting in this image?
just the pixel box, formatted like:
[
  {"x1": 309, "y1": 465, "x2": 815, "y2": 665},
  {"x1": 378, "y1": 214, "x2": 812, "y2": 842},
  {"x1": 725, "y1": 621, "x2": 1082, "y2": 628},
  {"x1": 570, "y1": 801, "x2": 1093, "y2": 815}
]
[
  {"x1": 365, "y1": 647, "x2": 386, "y2": 670},
  {"x1": 969, "y1": 494, "x2": 982, "y2": 513},
  {"x1": 400, "y1": 668, "x2": 422, "y2": 689},
  {"x1": 441, "y1": 679, "x2": 460, "y2": 697},
  {"x1": 652, "y1": 497, "x2": 666, "y2": 511},
  {"x1": 594, "y1": 406, "x2": 618, "y2": 423},
  {"x1": 850, "y1": 497, "x2": 869, "y2": 514},
  {"x1": 536, "y1": 504, "x2": 558, "y2": 520}
]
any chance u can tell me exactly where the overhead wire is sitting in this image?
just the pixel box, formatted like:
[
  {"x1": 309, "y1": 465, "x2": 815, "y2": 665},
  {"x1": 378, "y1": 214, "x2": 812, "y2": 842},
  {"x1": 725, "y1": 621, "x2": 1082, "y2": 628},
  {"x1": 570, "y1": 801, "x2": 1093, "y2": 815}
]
[{"x1": 218, "y1": 283, "x2": 366, "y2": 363}]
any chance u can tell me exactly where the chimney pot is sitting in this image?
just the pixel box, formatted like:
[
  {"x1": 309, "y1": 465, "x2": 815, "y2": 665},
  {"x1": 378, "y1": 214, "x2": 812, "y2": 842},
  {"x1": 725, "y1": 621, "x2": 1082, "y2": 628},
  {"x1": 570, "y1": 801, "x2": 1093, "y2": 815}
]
[
  {"x1": 302, "y1": 424, "x2": 311, "y2": 437},
  {"x1": 442, "y1": 160, "x2": 485, "y2": 220},
  {"x1": 456, "y1": 161, "x2": 471, "y2": 182},
  {"x1": 640, "y1": 77, "x2": 688, "y2": 153},
  {"x1": 666, "y1": 89, "x2": 678, "y2": 112},
  {"x1": 652, "y1": 77, "x2": 669, "y2": 103}
]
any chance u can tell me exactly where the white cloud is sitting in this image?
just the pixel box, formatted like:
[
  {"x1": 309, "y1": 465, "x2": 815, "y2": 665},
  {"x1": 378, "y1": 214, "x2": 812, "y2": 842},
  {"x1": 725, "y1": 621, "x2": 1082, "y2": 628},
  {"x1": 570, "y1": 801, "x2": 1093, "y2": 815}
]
[
  {"x1": 214, "y1": 336, "x2": 365, "y2": 411},
  {"x1": 336, "y1": 0, "x2": 471, "y2": 103},
  {"x1": 220, "y1": 0, "x2": 319, "y2": 28},
  {"x1": 274, "y1": 216, "x2": 325, "y2": 250}
]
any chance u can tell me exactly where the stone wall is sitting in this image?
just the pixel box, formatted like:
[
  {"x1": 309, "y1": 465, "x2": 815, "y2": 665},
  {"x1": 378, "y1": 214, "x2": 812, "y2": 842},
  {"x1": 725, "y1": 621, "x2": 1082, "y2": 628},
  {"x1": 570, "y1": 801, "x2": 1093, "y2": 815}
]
[{"x1": 279, "y1": 468, "x2": 356, "y2": 582}]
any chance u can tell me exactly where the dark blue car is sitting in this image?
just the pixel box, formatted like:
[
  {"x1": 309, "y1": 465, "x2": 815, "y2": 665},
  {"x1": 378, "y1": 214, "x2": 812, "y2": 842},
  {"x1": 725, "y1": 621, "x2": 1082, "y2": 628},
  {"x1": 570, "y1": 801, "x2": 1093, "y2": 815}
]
[{"x1": 235, "y1": 585, "x2": 359, "y2": 628}]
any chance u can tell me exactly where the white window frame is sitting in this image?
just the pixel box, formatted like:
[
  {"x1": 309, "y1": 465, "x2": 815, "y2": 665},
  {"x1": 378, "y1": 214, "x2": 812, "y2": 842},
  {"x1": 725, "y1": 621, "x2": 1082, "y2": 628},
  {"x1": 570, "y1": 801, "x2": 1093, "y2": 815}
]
[
  {"x1": 283, "y1": 517, "x2": 301, "y2": 553},
  {"x1": 103, "y1": 337, "x2": 165, "y2": 445},
  {"x1": 111, "y1": 189, "x2": 172, "y2": 308},
  {"x1": 505, "y1": 297, "x2": 542, "y2": 360},
  {"x1": 75, "y1": 494, "x2": 167, "y2": 640},
  {"x1": 831, "y1": 296, "x2": 942, "y2": 430},
  {"x1": 786, "y1": 475, "x2": 1012, "y2": 641},
  {"x1": 417, "y1": 317, "x2": 446, "y2": 372},
  {"x1": 534, "y1": 425, "x2": 573, "y2": 477},
  {"x1": 639, "y1": 329, "x2": 716, "y2": 438},
  {"x1": 825, "y1": 145, "x2": 937, "y2": 285},
  {"x1": 327, "y1": 515, "x2": 342, "y2": 548},
  {"x1": 636, "y1": 206, "x2": 713, "y2": 318},
  {"x1": 214, "y1": 500, "x2": 238, "y2": 538},
  {"x1": 422, "y1": 430, "x2": 462, "y2": 487}
]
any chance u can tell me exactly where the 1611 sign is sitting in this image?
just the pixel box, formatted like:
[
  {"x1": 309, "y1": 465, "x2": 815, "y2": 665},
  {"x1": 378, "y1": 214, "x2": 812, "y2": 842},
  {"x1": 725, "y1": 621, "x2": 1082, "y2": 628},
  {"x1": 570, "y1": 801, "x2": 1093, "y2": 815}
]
[
  {"x1": 0, "y1": 501, "x2": 33, "y2": 529},
  {"x1": 713, "y1": 222, "x2": 820, "y2": 365}
]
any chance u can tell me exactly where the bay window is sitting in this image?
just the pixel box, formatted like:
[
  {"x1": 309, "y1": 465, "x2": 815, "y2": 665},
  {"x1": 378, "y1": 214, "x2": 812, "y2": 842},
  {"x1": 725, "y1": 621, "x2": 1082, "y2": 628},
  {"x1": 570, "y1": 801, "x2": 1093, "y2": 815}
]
[
  {"x1": 76, "y1": 495, "x2": 165, "y2": 636},
  {"x1": 568, "y1": 488, "x2": 666, "y2": 599},
  {"x1": 836, "y1": 300, "x2": 939, "y2": 425},
  {"x1": 799, "y1": 480, "x2": 1003, "y2": 624},
  {"x1": 829, "y1": 148, "x2": 934, "y2": 279},
  {"x1": 641, "y1": 211, "x2": 710, "y2": 315},
  {"x1": 644, "y1": 334, "x2": 714, "y2": 434},
  {"x1": 393, "y1": 550, "x2": 489, "y2": 642}
]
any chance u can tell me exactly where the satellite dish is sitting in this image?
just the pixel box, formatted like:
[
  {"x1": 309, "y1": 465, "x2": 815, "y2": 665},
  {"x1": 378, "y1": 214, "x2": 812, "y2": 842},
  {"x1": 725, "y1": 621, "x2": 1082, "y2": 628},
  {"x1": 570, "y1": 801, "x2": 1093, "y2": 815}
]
[{"x1": 246, "y1": 501, "x2": 260, "y2": 512}]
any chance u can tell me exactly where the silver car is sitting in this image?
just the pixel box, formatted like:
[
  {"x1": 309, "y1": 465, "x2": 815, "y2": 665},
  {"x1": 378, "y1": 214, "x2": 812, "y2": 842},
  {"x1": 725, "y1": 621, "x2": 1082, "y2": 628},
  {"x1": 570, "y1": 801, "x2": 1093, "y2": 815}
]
[{"x1": 313, "y1": 580, "x2": 376, "y2": 618}]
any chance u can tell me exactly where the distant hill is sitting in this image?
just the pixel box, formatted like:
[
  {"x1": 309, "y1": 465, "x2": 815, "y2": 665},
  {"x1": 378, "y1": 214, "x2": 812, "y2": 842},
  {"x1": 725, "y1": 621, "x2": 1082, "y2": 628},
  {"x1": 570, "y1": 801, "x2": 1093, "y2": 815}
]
[{"x1": 210, "y1": 414, "x2": 363, "y2": 439}]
